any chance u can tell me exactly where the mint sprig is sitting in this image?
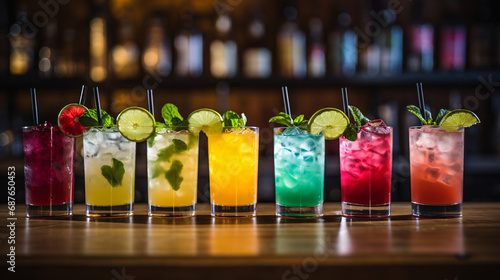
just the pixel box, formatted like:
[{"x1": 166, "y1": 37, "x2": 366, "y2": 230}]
[
  {"x1": 342, "y1": 124, "x2": 358, "y2": 141},
  {"x1": 157, "y1": 139, "x2": 188, "y2": 162},
  {"x1": 269, "y1": 112, "x2": 308, "y2": 127},
  {"x1": 161, "y1": 103, "x2": 189, "y2": 127},
  {"x1": 348, "y1": 105, "x2": 370, "y2": 126},
  {"x1": 79, "y1": 109, "x2": 115, "y2": 127},
  {"x1": 101, "y1": 158, "x2": 125, "y2": 187},
  {"x1": 406, "y1": 105, "x2": 437, "y2": 125},
  {"x1": 223, "y1": 111, "x2": 247, "y2": 128},
  {"x1": 165, "y1": 160, "x2": 184, "y2": 191}
]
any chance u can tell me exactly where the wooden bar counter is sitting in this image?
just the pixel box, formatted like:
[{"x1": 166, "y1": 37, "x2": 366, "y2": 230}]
[{"x1": 6, "y1": 202, "x2": 500, "y2": 279}]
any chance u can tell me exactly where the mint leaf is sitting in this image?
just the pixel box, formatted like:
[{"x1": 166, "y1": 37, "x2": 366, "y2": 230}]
[
  {"x1": 157, "y1": 139, "x2": 188, "y2": 162},
  {"x1": 171, "y1": 117, "x2": 189, "y2": 127},
  {"x1": 149, "y1": 163, "x2": 165, "y2": 179},
  {"x1": 223, "y1": 111, "x2": 241, "y2": 127},
  {"x1": 293, "y1": 114, "x2": 309, "y2": 127},
  {"x1": 102, "y1": 111, "x2": 116, "y2": 127},
  {"x1": 100, "y1": 158, "x2": 125, "y2": 187},
  {"x1": 162, "y1": 103, "x2": 183, "y2": 126},
  {"x1": 435, "y1": 109, "x2": 451, "y2": 125},
  {"x1": 342, "y1": 123, "x2": 358, "y2": 141},
  {"x1": 79, "y1": 109, "x2": 115, "y2": 127},
  {"x1": 79, "y1": 109, "x2": 99, "y2": 127},
  {"x1": 406, "y1": 105, "x2": 427, "y2": 125},
  {"x1": 239, "y1": 113, "x2": 247, "y2": 127},
  {"x1": 165, "y1": 160, "x2": 183, "y2": 191},
  {"x1": 147, "y1": 122, "x2": 168, "y2": 148},
  {"x1": 348, "y1": 106, "x2": 370, "y2": 126},
  {"x1": 424, "y1": 109, "x2": 433, "y2": 124},
  {"x1": 269, "y1": 112, "x2": 293, "y2": 127}
]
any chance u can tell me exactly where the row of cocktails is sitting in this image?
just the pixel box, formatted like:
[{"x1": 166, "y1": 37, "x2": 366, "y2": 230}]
[{"x1": 23, "y1": 120, "x2": 465, "y2": 219}]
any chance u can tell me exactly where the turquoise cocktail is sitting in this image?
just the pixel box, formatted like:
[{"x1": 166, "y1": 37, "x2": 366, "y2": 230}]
[{"x1": 274, "y1": 127, "x2": 325, "y2": 217}]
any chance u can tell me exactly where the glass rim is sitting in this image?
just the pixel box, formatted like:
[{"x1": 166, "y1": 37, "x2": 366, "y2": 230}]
[
  {"x1": 409, "y1": 125, "x2": 464, "y2": 132},
  {"x1": 22, "y1": 125, "x2": 61, "y2": 131},
  {"x1": 83, "y1": 126, "x2": 119, "y2": 133},
  {"x1": 222, "y1": 126, "x2": 259, "y2": 129}
]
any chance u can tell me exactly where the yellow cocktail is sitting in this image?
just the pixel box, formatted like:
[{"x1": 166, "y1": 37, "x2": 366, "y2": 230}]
[
  {"x1": 147, "y1": 128, "x2": 199, "y2": 216},
  {"x1": 83, "y1": 127, "x2": 136, "y2": 217},
  {"x1": 207, "y1": 127, "x2": 259, "y2": 217}
]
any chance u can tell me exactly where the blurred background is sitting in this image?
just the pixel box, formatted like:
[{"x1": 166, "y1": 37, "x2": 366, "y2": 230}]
[{"x1": 1, "y1": 0, "x2": 499, "y2": 203}]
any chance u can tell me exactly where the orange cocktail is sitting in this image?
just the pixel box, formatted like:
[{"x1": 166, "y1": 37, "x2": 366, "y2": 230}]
[
  {"x1": 409, "y1": 126, "x2": 464, "y2": 217},
  {"x1": 207, "y1": 127, "x2": 259, "y2": 217}
]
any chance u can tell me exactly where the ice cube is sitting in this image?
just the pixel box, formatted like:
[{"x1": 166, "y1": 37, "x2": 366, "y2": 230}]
[
  {"x1": 343, "y1": 157, "x2": 365, "y2": 175},
  {"x1": 439, "y1": 173, "x2": 454, "y2": 186},
  {"x1": 447, "y1": 164, "x2": 462, "y2": 176},
  {"x1": 283, "y1": 172, "x2": 300, "y2": 188},
  {"x1": 437, "y1": 136, "x2": 454, "y2": 153},
  {"x1": 283, "y1": 127, "x2": 303, "y2": 136},
  {"x1": 302, "y1": 152, "x2": 316, "y2": 165},
  {"x1": 299, "y1": 138, "x2": 318, "y2": 152},
  {"x1": 424, "y1": 167, "x2": 441, "y2": 182},
  {"x1": 427, "y1": 151, "x2": 437, "y2": 165},
  {"x1": 421, "y1": 125, "x2": 447, "y2": 133},
  {"x1": 416, "y1": 133, "x2": 436, "y2": 149}
]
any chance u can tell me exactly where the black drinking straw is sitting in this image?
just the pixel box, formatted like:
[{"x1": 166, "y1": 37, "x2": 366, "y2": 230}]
[
  {"x1": 342, "y1": 87, "x2": 350, "y2": 120},
  {"x1": 417, "y1": 82, "x2": 426, "y2": 123},
  {"x1": 93, "y1": 87, "x2": 103, "y2": 126},
  {"x1": 281, "y1": 86, "x2": 293, "y2": 124},
  {"x1": 79, "y1": 85, "x2": 88, "y2": 105},
  {"x1": 147, "y1": 89, "x2": 154, "y2": 117},
  {"x1": 30, "y1": 88, "x2": 39, "y2": 125}
]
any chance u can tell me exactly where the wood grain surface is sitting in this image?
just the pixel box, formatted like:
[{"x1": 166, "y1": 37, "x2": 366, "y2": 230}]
[{"x1": 3, "y1": 202, "x2": 500, "y2": 280}]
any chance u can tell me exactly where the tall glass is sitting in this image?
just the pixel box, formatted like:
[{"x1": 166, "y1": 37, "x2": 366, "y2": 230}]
[
  {"x1": 147, "y1": 128, "x2": 199, "y2": 217},
  {"x1": 207, "y1": 127, "x2": 259, "y2": 217},
  {"x1": 23, "y1": 123, "x2": 75, "y2": 217},
  {"x1": 339, "y1": 126, "x2": 393, "y2": 218},
  {"x1": 274, "y1": 127, "x2": 325, "y2": 218},
  {"x1": 83, "y1": 127, "x2": 136, "y2": 217},
  {"x1": 409, "y1": 126, "x2": 464, "y2": 217}
]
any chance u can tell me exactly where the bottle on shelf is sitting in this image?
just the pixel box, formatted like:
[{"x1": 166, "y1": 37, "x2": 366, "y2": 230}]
[
  {"x1": 111, "y1": 10, "x2": 140, "y2": 79},
  {"x1": 38, "y1": 20, "x2": 57, "y2": 78},
  {"x1": 378, "y1": 9, "x2": 403, "y2": 74},
  {"x1": 210, "y1": 14, "x2": 237, "y2": 78},
  {"x1": 55, "y1": 29, "x2": 78, "y2": 78},
  {"x1": 307, "y1": 17, "x2": 326, "y2": 78},
  {"x1": 242, "y1": 11, "x2": 271, "y2": 79},
  {"x1": 469, "y1": 0, "x2": 494, "y2": 70},
  {"x1": 0, "y1": 1, "x2": 10, "y2": 76},
  {"x1": 142, "y1": 13, "x2": 172, "y2": 77},
  {"x1": 358, "y1": 3, "x2": 381, "y2": 75},
  {"x1": 439, "y1": 0, "x2": 466, "y2": 72},
  {"x1": 175, "y1": 8, "x2": 203, "y2": 78},
  {"x1": 277, "y1": 4, "x2": 306, "y2": 78},
  {"x1": 89, "y1": 12, "x2": 108, "y2": 82},
  {"x1": 407, "y1": 0, "x2": 434, "y2": 72},
  {"x1": 328, "y1": 12, "x2": 357, "y2": 76},
  {"x1": 8, "y1": 8, "x2": 35, "y2": 76}
]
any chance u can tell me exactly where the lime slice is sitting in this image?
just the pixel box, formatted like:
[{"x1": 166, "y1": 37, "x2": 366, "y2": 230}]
[
  {"x1": 58, "y1": 103, "x2": 88, "y2": 138},
  {"x1": 307, "y1": 107, "x2": 350, "y2": 140},
  {"x1": 438, "y1": 109, "x2": 481, "y2": 131},
  {"x1": 187, "y1": 108, "x2": 223, "y2": 134},
  {"x1": 116, "y1": 106, "x2": 156, "y2": 142}
]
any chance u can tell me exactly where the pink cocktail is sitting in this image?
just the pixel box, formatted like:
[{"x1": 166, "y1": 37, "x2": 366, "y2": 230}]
[
  {"x1": 23, "y1": 122, "x2": 75, "y2": 217},
  {"x1": 339, "y1": 122, "x2": 393, "y2": 218}
]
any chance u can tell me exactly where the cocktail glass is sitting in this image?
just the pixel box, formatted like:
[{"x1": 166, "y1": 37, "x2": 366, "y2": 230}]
[
  {"x1": 339, "y1": 126, "x2": 393, "y2": 218},
  {"x1": 409, "y1": 126, "x2": 464, "y2": 217},
  {"x1": 23, "y1": 123, "x2": 75, "y2": 217},
  {"x1": 83, "y1": 126, "x2": 136, "y2": 217},
  {"x1": 207, "y1": 127, "x2": 259, "y2": 217},
  {"x1": 147, "y1": 127, "x2": 199, "y2": 217},
  {"x1": 274, "y1": 127, "x2": 325, "y2": 218}
]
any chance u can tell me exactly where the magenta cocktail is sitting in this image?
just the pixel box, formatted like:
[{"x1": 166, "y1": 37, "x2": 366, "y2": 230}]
[
  {"x1": 23, "y1": 122, "x2": 75, "y2": 217},
  {"x1": 339, "y1": 122, "x2": 393, "y2": 218}
]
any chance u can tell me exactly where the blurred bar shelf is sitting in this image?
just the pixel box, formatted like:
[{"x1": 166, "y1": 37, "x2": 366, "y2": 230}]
[{"x1": 2, "y1": 71, "x2": 500, "y2": 90}]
